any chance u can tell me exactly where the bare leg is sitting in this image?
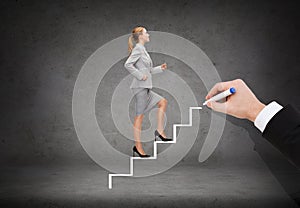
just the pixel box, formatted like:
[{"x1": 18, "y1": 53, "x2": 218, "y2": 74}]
[
  {"x1": 133, "y1": 114, "x2": 146, "y2": 155},
  {"x1": 157, "y1": 98, "x2": 168, "y2": 138}
]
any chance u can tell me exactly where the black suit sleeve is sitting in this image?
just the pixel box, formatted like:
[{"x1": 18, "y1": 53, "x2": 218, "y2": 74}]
[{"x1": 262, "y1": 104, "x2": 300, "y2": 169}]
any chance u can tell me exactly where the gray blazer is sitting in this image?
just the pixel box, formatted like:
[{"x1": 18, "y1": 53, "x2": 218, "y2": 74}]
[{"x1": 124, "y1": 43, "x2": 163, "y2": 89}]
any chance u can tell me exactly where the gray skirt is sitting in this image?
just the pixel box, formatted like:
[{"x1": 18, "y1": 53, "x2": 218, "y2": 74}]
[{"x1": 131, "y1": 88, "x2": 164, "y2": 116}]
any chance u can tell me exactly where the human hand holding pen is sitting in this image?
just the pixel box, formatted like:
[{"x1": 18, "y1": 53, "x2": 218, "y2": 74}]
[{"x1": 205, "y1": 79, "x2": 266, "y2": 122}]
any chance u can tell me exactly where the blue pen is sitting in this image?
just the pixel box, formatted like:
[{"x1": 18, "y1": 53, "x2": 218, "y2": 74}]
[{"x1": 203, "y1": 87, "x2": 236, "y2": 106}]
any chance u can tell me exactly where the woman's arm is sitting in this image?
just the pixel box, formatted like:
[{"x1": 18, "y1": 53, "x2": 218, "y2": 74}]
[
  {"x1": 150, "y1": 65, "x2": 163, "y2": 74},
  {"x1": 124, "y1": 47, "x2": 144, "y2": 80},
  {"x1": 150, "y1": 63, "x2": 166, "y2": 74}
]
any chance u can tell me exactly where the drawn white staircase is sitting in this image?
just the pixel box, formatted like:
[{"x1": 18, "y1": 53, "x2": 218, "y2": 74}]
[{"x1": 108, "y1": 106, "x2": 202, "y2": 189}]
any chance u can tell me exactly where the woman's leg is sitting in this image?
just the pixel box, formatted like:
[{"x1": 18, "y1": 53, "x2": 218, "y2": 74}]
[
  {"x1": 157, "y1": 98, "x2": 168, "y2": 138},
  {"x1": 133, "y1": 114, "x2": 146, "y2": 154}
]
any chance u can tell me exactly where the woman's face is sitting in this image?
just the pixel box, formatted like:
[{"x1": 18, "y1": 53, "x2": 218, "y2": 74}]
[{"x1": 139, "y1": 28, "x2": 150, "y2": 43}]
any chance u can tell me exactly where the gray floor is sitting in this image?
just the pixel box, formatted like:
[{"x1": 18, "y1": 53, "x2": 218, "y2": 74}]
[
  {"x1": 0, "y1": 163, "x2": 299, "y2": 208},
  {"x1": 1, "y1": 118, "x2": 299, "y2": 207}
]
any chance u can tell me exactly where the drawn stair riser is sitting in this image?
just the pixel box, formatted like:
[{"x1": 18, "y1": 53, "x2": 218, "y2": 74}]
[{"x1": 108, "y1": 106, "x2": 202, "y2": 189}]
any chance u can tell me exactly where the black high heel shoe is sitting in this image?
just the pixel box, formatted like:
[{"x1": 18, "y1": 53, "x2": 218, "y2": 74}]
[
  {"x1": 132, "y1": 146, "x2": 151, "y2": 157},
  {"x1": 154, "y1": 130, "x2": 172, "y2": 141}
]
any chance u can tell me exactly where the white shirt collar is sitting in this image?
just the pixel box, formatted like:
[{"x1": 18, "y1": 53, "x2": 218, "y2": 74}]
[{"x1": 136, "y1": 42, "x2": 145, "y2": 48}]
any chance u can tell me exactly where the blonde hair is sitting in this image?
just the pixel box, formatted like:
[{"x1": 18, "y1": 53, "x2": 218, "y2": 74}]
[{"x1": 128, "y1": 26, "x2": 144, "y2": 54}]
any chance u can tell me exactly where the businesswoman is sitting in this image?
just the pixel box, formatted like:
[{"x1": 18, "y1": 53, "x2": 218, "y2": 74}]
[{"x1": 124, "y1": 26, "x2": 172, "y2": 157}]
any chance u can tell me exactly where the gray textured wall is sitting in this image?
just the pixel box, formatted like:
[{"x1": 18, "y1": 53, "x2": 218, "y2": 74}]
[{"x1": 1, "y1": 0, "x2": 300, "y2": 204}]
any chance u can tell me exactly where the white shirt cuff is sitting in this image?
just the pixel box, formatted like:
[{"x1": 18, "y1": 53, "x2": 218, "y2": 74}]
[{"x1": 254, "y1": 101, "x2": 283, "y2": 133}]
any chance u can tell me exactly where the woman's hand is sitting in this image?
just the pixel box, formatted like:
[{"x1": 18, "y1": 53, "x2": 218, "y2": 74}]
[
  {"x1": 142, "y1": 75, "x2": 148, "y2": 80},
  {"x1": 161, "y1": 63, "x2": 167, "y2": 70}
]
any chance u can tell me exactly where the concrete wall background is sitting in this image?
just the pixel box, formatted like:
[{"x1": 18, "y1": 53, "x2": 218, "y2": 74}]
[{"x1": 0, "y1": 0, "x2": 299, "y2": 198}]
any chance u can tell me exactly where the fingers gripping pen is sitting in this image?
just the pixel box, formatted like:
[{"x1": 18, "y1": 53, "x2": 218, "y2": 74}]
[{"x1": 203, "y1": 87, "x2": 236, "y2": 106}]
